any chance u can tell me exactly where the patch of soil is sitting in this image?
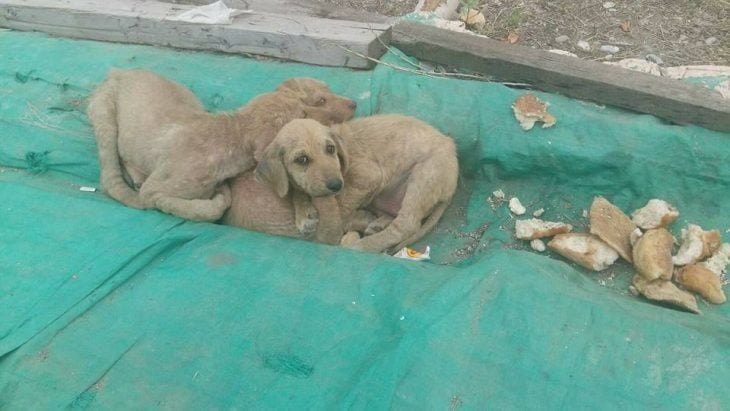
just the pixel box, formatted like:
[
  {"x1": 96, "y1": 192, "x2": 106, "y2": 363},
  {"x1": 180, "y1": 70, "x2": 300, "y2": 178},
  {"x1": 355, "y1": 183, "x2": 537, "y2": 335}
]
[
  {"x1": 313, "y1": 0, "x2": 419, "y2": 16},
  {"x1": 475, "y1": 0, "x2": 729, "y2": 66},
  {"x1": 318, "y1": 0, "x2": 728, "y2": 66}
]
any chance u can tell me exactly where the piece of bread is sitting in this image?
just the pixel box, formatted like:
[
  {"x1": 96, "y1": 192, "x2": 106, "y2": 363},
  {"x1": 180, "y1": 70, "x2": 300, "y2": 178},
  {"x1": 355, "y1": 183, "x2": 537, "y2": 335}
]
[
  {"x1": 700, "y1": 243, "x2": 730, "y2": 277},
  {"x1": 672, "y1": 224, "x2": 721, "y2": 266},
  {"x1": 548, "y1": 233, "x2": 619, "y2": 271},
  {"x1": 589, "y1": 196, "x2": 637, "y2": 263},
  {"x1": 676, "y1": 264, "x2": 726, "y2": 304},
  {"x1": 630, "y1": 199, "x2": 679, "y2": 229},
  {"x1": 632, "y1": 228, "x2": 674, "y2": 281},
  {"x1": 511, "y1": 94, "x2": 556, "y2": 130},
  {"x1": 630, "y1": 275, "x2": 700, "y2": 314},
  {"x1": 515, "y1": 218, "x2": 573, "y2": 240}
]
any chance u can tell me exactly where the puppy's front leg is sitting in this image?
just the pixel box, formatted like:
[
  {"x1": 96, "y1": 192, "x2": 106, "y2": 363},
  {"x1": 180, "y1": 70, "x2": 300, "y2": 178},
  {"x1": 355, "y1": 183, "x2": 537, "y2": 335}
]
[
  {"x1": 312, "y1": 196, "x2": 343, "y2": 245},
  {"x1": 292, "y1": 189, "x2": 319, "y2": 237}
]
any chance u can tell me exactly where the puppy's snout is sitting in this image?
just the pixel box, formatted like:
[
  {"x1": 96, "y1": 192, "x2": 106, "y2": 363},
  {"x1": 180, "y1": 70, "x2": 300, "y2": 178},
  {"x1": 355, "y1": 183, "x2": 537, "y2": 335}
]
[
  {"x1": 347, "y1": 100, "x2": 357, "y2": 110},
  {"x1": 326, "y1": 178, "x2": 343, "y2": 192}
]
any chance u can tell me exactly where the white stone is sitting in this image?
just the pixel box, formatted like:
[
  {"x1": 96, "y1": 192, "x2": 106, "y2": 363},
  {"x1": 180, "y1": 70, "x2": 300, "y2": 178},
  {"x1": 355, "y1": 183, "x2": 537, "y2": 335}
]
[{"x1": 576, "y1": 40, "x2": 591, "y2": 51}]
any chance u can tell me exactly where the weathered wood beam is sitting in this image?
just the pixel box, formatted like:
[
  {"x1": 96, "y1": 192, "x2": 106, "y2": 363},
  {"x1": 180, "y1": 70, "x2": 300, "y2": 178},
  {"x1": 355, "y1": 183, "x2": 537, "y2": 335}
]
[
  {"x1": 392, "y1": 21, "x2": 730, "y2": 133},
  {"x1": 0, "y1": 0, "x2": 391, "y2": 69}
]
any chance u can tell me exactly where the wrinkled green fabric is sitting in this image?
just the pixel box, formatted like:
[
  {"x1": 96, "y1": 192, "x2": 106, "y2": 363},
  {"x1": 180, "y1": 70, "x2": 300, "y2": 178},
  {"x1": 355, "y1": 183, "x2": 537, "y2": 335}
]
[{"x1": 1, "y1": 31, "x2": 729, "y2": 410}]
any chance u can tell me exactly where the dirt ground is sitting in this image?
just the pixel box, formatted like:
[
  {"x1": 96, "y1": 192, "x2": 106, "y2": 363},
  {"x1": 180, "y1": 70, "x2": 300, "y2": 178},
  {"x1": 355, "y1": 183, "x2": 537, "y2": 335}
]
[{"x1": 315, "y1": 0, "x2": 729, "y2": 66}]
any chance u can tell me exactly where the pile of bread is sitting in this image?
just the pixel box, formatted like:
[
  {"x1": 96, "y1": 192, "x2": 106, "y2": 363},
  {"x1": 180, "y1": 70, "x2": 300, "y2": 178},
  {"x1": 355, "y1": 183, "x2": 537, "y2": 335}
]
[{"x1": 514, "y1": 196, "x2": 728, "y2": 314}]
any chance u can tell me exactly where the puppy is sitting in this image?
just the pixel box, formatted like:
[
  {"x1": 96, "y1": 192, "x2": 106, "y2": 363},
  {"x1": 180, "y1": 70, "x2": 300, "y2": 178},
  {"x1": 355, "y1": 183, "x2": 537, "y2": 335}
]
[
  {"x1": 222, "y1": 119, "x2": 347, "y2": 244},
  {"x1": 87, "y1": 69, "x2": 355, "y2": 222},
  {"x1": 227, "y1": 114, "x2": 458, "y2": 253}
]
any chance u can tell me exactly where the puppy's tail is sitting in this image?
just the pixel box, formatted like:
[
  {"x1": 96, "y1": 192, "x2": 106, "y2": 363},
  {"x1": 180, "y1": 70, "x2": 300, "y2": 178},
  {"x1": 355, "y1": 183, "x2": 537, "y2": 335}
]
[
  {"x1": 87, "y1": 75, "x2": 146, "y2": 209},
  {"x1": 392, "y1": 200, "x2": 450, "y2": 252}
]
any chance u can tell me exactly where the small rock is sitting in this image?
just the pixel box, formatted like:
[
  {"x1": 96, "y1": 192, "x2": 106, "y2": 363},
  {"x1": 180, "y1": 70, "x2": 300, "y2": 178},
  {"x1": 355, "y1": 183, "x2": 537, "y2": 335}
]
[
  {"x1": 600, "y1": 45, "x2": 620, "y2": 54},
  {"x1": 530, "y1": 239, "x2": 546, "y2": 252},
  {"x1": 645, "y1": 54, "x2": 663, "y2": 65},
  {"x1": 555, "y1": 35, "x2": 569, "y2": 43},
  {"x1": 492, "y1": 189, "x2": 505, "y2": 200},
  {"x1": 576, "y1": 40, "x2": 591, "y2": 51},
  {"x1": 602, "y1": 1, "x2": 615, "y2": 9},
  {"x1": 509, "y1": 197, "x2": 527, "y2": 215},
  {"x1": 678, "y1": 34, "x2": 688, "y2": 43},
  {"x1": 705, "y1": 37, "x2": 718, "y2": 45},
  {"x1": 533, "y1": 208, "x2": 545, "y2": 218}
]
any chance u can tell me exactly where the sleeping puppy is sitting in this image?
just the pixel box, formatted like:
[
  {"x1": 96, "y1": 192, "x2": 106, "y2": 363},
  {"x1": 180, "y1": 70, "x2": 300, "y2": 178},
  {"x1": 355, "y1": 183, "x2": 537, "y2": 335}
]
[
  {"x1": 222, "y1": 119, "x2": 347, "y2": 244},
  {"x1": 87, "y1": 69, "x2": 355, "y2": 223},
  {"x1": 224, "y1": 114, "x2": 459, "y2": 253}
]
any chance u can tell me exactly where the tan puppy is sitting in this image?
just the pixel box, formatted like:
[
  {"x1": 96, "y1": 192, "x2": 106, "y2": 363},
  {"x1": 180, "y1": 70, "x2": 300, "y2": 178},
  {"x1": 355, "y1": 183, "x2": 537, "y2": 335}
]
[
  {"x1": 222, "y1": 119, "x2": 347, "y2": 244},
  {"x1": 225, "y1": 115, "x2": 459, "y2": 253},
  {"x1": 87, "y1": 69, "x2": 355, "y2": 222}
]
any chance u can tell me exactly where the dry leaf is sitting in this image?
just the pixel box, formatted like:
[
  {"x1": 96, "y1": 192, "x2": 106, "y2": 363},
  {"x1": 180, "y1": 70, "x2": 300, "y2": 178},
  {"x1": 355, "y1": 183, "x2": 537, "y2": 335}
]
[
  {"x1": 506, "y1": 31, "x2": 520, "y2": 44},
  {"x1": 511, "y1": 94, "x2": 556, "y2": 130},
  {"x1": 460, "y1": 9, "x2": 486, "y2": 27},
  {"x1": 620, "y1": 21, "x2": 631, "y2": 32}
]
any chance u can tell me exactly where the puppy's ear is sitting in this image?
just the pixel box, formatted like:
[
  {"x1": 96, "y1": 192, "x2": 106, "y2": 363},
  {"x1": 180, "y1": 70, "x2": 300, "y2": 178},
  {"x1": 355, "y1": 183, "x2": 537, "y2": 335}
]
[
  {"x1": 254, "y1": 144, "x2": 289, "y2": 198},
  {"x1": 330, "y1": 127, "x2": 349, "y2": 174},
  {"x1": 277, "y1": 79, "x2": 306, "y2": 100}
]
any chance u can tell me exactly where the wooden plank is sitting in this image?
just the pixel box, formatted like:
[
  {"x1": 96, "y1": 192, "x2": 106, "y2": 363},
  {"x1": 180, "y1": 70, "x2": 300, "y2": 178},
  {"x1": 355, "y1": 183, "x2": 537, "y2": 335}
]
[
  {"x1": 392, "y1": 21, "x2": 730, "y2": 133},
  {"x1": 0, "y1": 0, "x2": 391, "y2": 69}
]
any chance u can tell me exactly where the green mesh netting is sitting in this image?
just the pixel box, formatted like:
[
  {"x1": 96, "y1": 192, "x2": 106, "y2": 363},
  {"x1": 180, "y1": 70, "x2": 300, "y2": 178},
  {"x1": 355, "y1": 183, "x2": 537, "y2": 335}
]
[{"x1": 1, "y1": 31, "x2": 729, "y2": 409}]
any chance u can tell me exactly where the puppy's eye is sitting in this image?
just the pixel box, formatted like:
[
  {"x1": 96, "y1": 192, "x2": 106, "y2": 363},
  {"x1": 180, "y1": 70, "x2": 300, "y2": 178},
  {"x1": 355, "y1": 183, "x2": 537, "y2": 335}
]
[
  {"x1": 316, "y1": 97, "x2": 326, "y2": 106},
  {"x1": 294, "y1": 155, "x2": 310, "y2": 166},
  {"x1": 326, "y1": 144, "x2": 336, "y2": 155}
]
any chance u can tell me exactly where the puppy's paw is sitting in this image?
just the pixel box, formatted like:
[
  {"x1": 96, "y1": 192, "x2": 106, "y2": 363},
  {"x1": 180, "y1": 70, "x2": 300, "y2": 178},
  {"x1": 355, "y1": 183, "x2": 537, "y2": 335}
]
[
  {"x1": 340, "y1": 231, "x2": 360, "y2": 246},
  {"x1": 297, "y1": 216, "x2": 319, "y2": 237},
  {"x1": 364, "y1": 217, "x2": 392, "y2": 236}
]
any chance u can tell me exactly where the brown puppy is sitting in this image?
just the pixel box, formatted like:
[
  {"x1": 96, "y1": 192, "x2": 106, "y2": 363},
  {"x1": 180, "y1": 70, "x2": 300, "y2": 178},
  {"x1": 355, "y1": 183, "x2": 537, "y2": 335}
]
[
  {"x1": 222, "y1": 119, "x2": 347, "y2": 244},
  {"x1": 87, "y1": 69, "x2": 355, "y2": 222},
  {"x1": 226, "y1": 114, "x2": 459, "y2": 253}
]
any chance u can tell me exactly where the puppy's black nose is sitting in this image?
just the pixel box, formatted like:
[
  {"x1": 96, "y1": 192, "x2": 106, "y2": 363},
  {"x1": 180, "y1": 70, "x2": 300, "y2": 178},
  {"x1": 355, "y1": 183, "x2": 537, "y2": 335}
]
[
  {"x1": 348, "y1": 100, "x2": 357, "y2": 110},
  {"x1": 326, "y1": 178, "x2": 343, "y2": 192}
]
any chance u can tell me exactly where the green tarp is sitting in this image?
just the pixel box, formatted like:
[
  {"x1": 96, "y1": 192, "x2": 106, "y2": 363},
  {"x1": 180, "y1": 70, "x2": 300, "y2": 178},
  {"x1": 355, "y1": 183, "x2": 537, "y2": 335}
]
[{"x1": 1, "y1": 31, "x2": 729, "y2": 409}]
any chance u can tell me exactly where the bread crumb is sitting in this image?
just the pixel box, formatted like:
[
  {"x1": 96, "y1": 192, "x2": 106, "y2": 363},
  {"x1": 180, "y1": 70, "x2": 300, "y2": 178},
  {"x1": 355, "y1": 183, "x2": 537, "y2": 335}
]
[
  {"x1": 530, "y1": 239, "x2": 546, "y2": 252},
  {"x1": 509, "y1": 197, "x2": 526, "y2": 215},
  {"x1": 533, "y1": 208, "x2": 545, "y2": 217}
]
